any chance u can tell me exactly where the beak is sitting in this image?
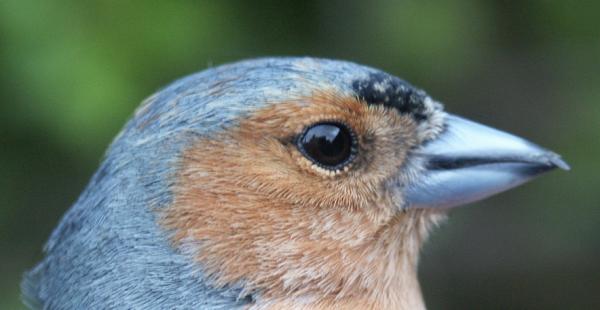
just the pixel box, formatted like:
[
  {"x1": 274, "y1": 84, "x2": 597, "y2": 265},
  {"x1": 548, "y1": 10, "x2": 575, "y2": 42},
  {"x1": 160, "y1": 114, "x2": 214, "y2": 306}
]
[{"x1": 405, "y1": 114, "x2": 570, "y2": 209}]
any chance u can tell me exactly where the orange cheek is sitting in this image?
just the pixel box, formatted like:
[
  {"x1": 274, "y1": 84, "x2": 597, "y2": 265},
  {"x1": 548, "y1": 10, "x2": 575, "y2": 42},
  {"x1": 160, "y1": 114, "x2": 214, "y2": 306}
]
[{"x1": 161, "y1": 91, "x2": 421, "y2": 299}]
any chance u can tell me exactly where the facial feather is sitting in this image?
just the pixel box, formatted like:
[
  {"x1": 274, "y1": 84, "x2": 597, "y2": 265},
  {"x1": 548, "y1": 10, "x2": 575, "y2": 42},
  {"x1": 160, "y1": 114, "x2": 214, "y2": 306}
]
[{"x1": 163, "y1": 90, "x2": 446, "y2": 308}]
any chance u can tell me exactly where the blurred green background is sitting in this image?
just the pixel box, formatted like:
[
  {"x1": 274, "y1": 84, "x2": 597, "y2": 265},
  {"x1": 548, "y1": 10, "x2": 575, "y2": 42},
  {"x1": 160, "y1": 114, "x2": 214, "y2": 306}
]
[{"x1": 1, "y1": 1, "x2": 598, "y2": 309}]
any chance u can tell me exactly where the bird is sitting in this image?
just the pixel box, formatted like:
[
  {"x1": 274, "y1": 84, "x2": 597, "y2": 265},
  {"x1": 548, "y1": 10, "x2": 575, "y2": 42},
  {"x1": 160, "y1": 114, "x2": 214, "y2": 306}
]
[{"x1": 22, "y1": 57, "x2": 569, "y2": 309}]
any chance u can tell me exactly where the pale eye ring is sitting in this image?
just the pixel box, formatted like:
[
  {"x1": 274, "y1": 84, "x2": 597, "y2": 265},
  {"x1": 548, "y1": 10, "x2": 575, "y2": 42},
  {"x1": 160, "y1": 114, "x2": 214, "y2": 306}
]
[{"x1": 296, "y1": 122, "x2": 358, "y2": 171}]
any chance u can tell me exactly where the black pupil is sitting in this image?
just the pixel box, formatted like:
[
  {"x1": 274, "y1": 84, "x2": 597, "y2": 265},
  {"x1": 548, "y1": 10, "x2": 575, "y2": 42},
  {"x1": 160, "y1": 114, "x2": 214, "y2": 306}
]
[{"x1": 300, "y1": 123, "x2": 353, "y2": 168}]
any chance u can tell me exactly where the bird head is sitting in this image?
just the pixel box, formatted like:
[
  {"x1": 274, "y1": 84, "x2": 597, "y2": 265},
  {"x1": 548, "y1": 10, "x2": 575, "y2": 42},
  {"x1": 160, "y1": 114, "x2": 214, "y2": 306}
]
[{"x1": 24, "y1": 57, "x2": 568, "y2": 309}]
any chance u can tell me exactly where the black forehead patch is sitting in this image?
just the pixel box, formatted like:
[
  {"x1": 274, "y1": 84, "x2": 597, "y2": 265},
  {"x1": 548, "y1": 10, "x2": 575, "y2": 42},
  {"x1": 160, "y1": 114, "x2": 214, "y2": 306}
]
[{"x1": 351, "y1": 72, "x2": 428, "y2": 121}]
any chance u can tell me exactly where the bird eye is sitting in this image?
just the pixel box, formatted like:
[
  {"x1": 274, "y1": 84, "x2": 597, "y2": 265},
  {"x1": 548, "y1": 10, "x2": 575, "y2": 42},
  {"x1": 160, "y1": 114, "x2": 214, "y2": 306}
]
[{"x1": 297, "y1": 122, "x2": 357, "y2": 171}]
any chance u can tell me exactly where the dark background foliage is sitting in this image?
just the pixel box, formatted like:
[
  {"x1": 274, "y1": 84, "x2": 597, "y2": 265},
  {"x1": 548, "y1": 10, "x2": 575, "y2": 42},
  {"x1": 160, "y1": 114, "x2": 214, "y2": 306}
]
[{"x1": 1, "y1": 1, "x2": 598, "y2": 308}]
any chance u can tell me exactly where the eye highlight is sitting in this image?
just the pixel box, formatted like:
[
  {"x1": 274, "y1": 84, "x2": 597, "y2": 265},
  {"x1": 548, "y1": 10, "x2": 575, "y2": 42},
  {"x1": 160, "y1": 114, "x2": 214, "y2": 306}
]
[{"x1": 296, "y1": 122, "x2": 358, "y2": 171}]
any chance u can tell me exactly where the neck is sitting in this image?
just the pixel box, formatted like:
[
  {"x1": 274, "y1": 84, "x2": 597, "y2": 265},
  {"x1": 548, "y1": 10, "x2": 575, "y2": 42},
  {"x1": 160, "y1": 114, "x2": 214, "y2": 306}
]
[
  {"x1": 248, "y1": 209, "x2": 437, "y2": 310},
  {"x1": 165, "y1": 190, "x2": 443, "y2": 309},
  {"x1": 252, "y1": 277, "x2": 424, "y2": 310}
]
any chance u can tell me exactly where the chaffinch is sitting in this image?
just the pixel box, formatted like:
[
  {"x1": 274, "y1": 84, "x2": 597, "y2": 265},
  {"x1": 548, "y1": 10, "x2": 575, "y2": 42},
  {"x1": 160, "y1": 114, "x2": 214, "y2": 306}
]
[{"x1": 23, "y1": 57, "x2": 568, "y2": 309}]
